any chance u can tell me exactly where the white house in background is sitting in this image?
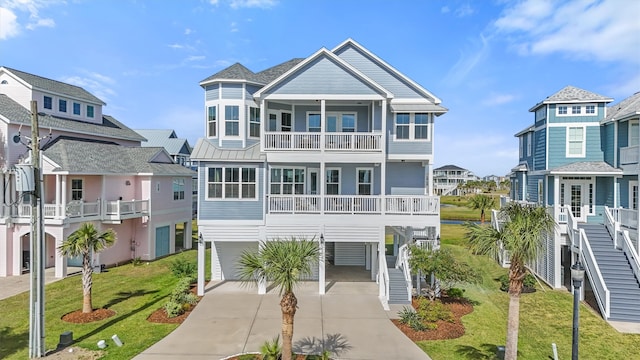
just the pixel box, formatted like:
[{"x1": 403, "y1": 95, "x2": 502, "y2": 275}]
[
  {"x1": 433, "y1": 164, "x2": 478, "y2": 196},
  {"x1": 0, "y1": 66, "x2": 194, "y2": 278},
  {"x1": 191, "y1": 39, "x2": 447, "y2": 305}
]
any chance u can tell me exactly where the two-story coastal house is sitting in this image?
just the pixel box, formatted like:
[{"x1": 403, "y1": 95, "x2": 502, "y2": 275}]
[
  {"x1": 0, "y1": 67, "x2": 194, "y2": 278},
  {"x1": 192, "y1": 39, "x2": 447, "y2": 305},
  {"x1": 433, "y1": 164, "x2": 479, "y2": 196},
  {"x1": 505, "y1": 86, "x2": 640, "y2": 323}
]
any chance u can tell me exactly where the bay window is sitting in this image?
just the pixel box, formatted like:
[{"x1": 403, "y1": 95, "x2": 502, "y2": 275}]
[
  {"x1": 208, "y1": 106, "x2": 217, "y2": 137},
  {"x1": 225, "y1": 105, "x2": 239, "y2": 136}
]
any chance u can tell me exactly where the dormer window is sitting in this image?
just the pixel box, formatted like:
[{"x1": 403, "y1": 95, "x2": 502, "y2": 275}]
[
  {"x1": 224, "y1": 105, "x2": 239, "y2": 136},
  {"x1": 43, "y1": 96, "x2": 52, "y2": 110},
  {"x1": 73, "y1": 102, "x2": 81, "y2": 115},
  {"x1": 87, "y1": 105, "x2": 94, "y2": 118},
  {"x1": 558, "y1": 106, "x2": 567, "y2": 115},
  {"x1": 59, "y1": 99, "x2": 67, "y2": 113}
]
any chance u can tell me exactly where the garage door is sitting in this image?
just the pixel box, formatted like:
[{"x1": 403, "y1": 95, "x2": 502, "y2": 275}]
[{"x1": 155, "y1": 226, "x2": 170, "y2": 258}]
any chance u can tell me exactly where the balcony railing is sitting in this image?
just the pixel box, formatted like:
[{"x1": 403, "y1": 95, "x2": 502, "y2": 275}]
[
  {"x1": 620, "y1": 145, "x2": 639, "y2": 165},
  {"x1": 268, "y1": 195, "x2": 439, "y2": 215},
  {"x1": 12, "y1": 199, "x2": 149, "y2": 221},
  {"x1": 263, "y1": 132, "x2": 382, "y2": 152}
]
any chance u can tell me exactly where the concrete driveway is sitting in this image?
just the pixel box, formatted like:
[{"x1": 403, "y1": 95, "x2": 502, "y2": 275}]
[{"x1": 135, "y1": 281, "x2": 431, "y2": 360}]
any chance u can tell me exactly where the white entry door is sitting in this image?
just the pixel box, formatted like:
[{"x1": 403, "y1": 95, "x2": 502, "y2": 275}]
[{"x1": 562, "y1": 182, "x2": 589, "y2": 222}]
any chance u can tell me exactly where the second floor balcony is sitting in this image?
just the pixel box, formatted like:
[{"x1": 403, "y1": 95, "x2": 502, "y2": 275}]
[
  {"x1": 620, "y1": 145, "x2": 638, "y2": 165},
  {"x1": 264, "y1": 132, "x2": 383, "y2": 152},
  {"x1": 10, "y1": 199, "x2": 149, "y2": 223},
  {"x1": 268, "y1": 194, "x2": 439, "y2": 216}
]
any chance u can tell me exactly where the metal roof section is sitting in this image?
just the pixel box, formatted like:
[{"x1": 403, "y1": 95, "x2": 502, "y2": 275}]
[
  {"x1": 603, "y1": 91, "x2": 640, "y2": 123},
  {"x1": 529, "y1": 85, "x2": 613, "y2": 111},
  {"x1": 389, "y1": 103, "x2": 448, "y2": 116},
  {"x1": 1, "y1": 66, "x2": 106, "y2": 105},
  {"x1": 0, "y1": 94, "x2": 146, "y2": 142},
  {"x1": 190, "y1": 138, "x2": 265, "y2": 162},
  {"x1": 135, "y1": 129, "x2": 192, "y2": 155},
  {"x1": 514, "y1": 126, "x2": 535, "y2": 137},
  {"x1": 547, "y1": 161, "x2": 622, "y2": 175}
]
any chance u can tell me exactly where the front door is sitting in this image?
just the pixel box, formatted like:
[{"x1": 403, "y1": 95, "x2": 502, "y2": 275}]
[{"x1": 562, "y1": 181, "x2": 589, "y2": 222}]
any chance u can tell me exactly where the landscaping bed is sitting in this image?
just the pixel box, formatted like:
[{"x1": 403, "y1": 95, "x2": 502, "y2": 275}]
[{"x1": 393, "y1": 296, "x2": 474, "y2": 341}]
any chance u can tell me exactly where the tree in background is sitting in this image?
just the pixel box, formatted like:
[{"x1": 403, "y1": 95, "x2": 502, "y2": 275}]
[{"x1": 467, "y1": 194, "x2": 497, "y2": 223}]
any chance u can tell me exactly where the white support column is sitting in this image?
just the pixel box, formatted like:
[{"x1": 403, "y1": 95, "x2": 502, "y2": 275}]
[
  {"x1": 378, "y1": 240, "x2": 385, "y2": 298},
  {"x1": 553, "y1": 176, "x2": 560, "y2": 219},
  {"x1": 54, "y1": 174, "x2": 60, "y2": 218},
  {"x1": 380, "y1": 161, "x2": 386, "y2": 215},
  {"x1": 54, "y1": 234, "x2": 67, "y2": 278},
  {"x1": 12, "y1": 234, "x2": 21, "y2": 276},
  {"x1": 370, "y1": 243, "x2": 378, "y2": 281},
  {"x1": 320, "y1": 162, "x2": 325, "y2": 215},
  {"x1": 197, "y1": 235, "x2": 205, "y2": 296},
  {"x1": 318, "y1": 235, "x2": 325, "y2": 295},
  {"x1": 320, "y1": 100, "x2": 326, "y2": 152},
  {"x1": 260, "y1": 100, "x2": 266, "y2": 152},
  {"x1": 428, "y1": 163, "x2": 434, "y2": 196},
  {"x1": 184, "y1": 221, "x2": 192, "y2": 249},
  {"x1": 258, "y1": 241, "x2": 266, "y2": 294},
  {"x1": 61, "y1": 175, "x2": 67, "y2": 218}
]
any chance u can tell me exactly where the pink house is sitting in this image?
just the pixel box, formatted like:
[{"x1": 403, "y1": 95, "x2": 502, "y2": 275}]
[{"x1": 0, "y1": 66, "x2": 194, "y2": 277}]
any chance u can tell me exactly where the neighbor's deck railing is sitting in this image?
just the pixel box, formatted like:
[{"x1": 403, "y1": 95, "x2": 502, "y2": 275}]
[
  {"x1": 396, "y1": 244, "x2": 412, "y2": 303},
  {"x1": 13, "y1": 199, "x2": 149, "y2": 221},
  {"x1": 263, "y1": 132, "x2": 383, "y2": 152},
  {"x1": 267, "y1": 195, "x2": 439, "y2": 215}
]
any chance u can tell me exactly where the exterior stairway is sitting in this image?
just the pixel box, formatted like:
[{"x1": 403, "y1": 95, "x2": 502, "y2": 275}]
[
  {"x1": 386, "y1": 255, "x2": 411, "y2": 304},
  {"x1": 579, "y1": 224, "x2": 640, "y2": 322}
]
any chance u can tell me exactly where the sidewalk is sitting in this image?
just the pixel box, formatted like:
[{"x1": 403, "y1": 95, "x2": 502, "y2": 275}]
[
  {"x1": 0, "y1": 267, "x2": 80, "y2": 301},
  {"x1": 135, "y1": 281, "x2": 432, "y2": 360}
]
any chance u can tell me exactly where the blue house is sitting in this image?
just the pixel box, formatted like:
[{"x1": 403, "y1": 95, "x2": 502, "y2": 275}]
[
  {"x1": 191, "y1": 39, "x2": 447, "y2": 305},
  {"x1": 506, "y1": 86, "x2": 640, "y2": 323}
]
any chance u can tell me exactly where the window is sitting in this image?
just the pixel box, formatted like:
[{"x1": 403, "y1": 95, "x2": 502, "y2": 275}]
[
  {"x1": 415, "y1": 114, "x2": 429, "y2": 139},
  {"x1": 326, "y1": 168, "x2": 340, "y2": 195},
  {"x1": 268, "y1": 113, "x2": 278, "y2": 131},
  {"x1": 342, "y1": 114, "x2": 355, "y2": 132},
  {"x1": 249, "y1": 107, "x2": 260, "y2": 138},
  {"x1": 557, "y1": 106, "x2": 567, "y2": 115},
  {"x1": 326, "y1": 112, "x2": 357, "y2": 132},
  {"x1": 73, "y1": 102, "x2": 81, "y2": 115},
  {"x1": 629, "y1": 120, "x2": 639, "y2": 147},
  {"x1": 357, "y1": 168, "x2": 373, "y2": 195},
  {"x1": 225, "y1": 105, "x2": 239, "y2": 136},
  {"x1": 173, "y1": 178, "x2": 185, "y2": 200},
  {"x1": 86, "y1": 105, "x2": 94, "y2": 118},
  {"x1": 519, "y1": 137, "x2": 523, "y2": 158},
  {"x1": 59, "y1": 99, "x2": 67, "y2": 113},
  {"x1": 567, "y1": 127, "x2": 585, "y2": 157},
  {"x1": 207, "y1": 167, "x2": 256, "y2": 199},
  {"x1": 308, "y1": 113, "x2": 321, "y2": 132},
  {"x1": 527, "y1": 133, "x2": 532, "y2": 157},
  {"x1": 538, "y1": 179, "x2": 544, "y2": 205},
  {"x1": 71, "y1": 179, "x2": 83, "y2": 200},
  {"x1": 630, "y1": 181, "x2": 638, "y2": 210},
  {"x1": 43, "y1": 96, "x2": 52, "y2": 109},
  {"x1": 571, "y1": 105, "x2": 581, "y2": 114},
  {"x1": 267, "y1": 111, "x2": 292, "y2": 132},
  {"x1": 281, "y1": 112, "x2": 292, "y2": 132},
  {"x1": 586, "y1": 105, "x2": 595, "y2": 114},
  {"x1": 208, "y1": 106, "x2": 217, "y2": 137},
  {"x1": 396, "y1": 113, "x2": 410, "y2": 139},
  {"x1": 270, "y1": 168, "x2": 304, "y2": 194}
]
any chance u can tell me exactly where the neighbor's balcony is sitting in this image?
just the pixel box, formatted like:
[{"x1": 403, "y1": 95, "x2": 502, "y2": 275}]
[
  {"x1": 263, "y1": 132, "x2": 382, "y2": 152},
  {"x1": 620, "y1": 145, "x2": 639, "y2": 165},
  {"x1": 268, "y1": 195, "x2": 439, "y2": 215},
  {"x1": 12, "y1": 199, "x2": 149, "y2": 222}
]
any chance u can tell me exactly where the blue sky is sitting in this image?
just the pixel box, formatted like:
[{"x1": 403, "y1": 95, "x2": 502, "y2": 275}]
[{"x1": 1, "y1": 0, "x2": 639, "y2": 177}]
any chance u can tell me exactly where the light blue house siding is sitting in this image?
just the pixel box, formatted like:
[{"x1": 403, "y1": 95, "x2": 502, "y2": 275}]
[
  {"x1": 267, "y1": 56, "x2": 382, "y2": 96},
  {"x1": 590, "y1": 177, "x2": 615, "y2": 222},
  {"x1": 547, "y1": 103, "x2": 605, "y2": 124},
  {"x1": 198, "y1": 162, "x2": 265, "y2": 221},
  {"x1": 547, "y1": 126, "x2": 603, "y2": 169},
  {"x1": 618, "y1": 176, "x2": 633, "y2": 208},
  {"x1": 205, "y1": 84, "x2": 219, "y2": 101},
  {"x1": 521, "y1": 133, "x2": 534, "y2": 170},
  {"x1": 618, "y1": 120, "x2": 630, "y2": 163},
  {"x1": 602, "y1": 123, "x2": 615, "y2": 166},
  {"x1": 534, "y1": 106, "x2": 547, "y2": 128},
  {"x1": 527, "y1": 175, "x2": 544, "y2": 204},
  {"x1": 221, "y1": 83, "x2": 243, "y2": 99},
  {"x1": 335, "y1": 45, "x2": 425, "y2": 99},
  {"x1": 385, "y1": 162, "x2": 425, "y2": 195},
  {"x1": 246, "y1": 84, "x2": 261, "y2": 99},
  {"x1": 534, "y1": 129, "x2": 546, "y2": 170}
]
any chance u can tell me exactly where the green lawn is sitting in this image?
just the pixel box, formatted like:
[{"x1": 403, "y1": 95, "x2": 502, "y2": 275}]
[
  {"x1": 421, "y1": 225, "x2": 640, "y2": 360},
  {"x1": 0, "y1": 248, "x2": 211, "y2": 360}
]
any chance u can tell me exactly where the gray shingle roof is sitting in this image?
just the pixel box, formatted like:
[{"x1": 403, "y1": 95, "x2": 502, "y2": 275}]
[
  {"x1": 255, "y1": 58, "x2": 305, "y2": 83},
  {"x1": 2, "y1": 66, "x2": 105, "y2": 104},
  {"x1": 199, "y1": 58, "x2": 304, "y2": 85},
  {"x1": 135, "y1": 129, "x2": 191, "y2": 155},
  {"x1": 190, "y1": 138, "x2": 265, "y2": 161},
  {"x1": 548, "y1": 161, "x2": 621, "y2": 174},
  {"x1": 434, "y1": 164, "x2": 468, "y2": 171},
  {"x1": 43, "y1": 138, "x2": 195, "y2": 176},
  {"x1": 604, "y1": 92, "x2": 640, "y2": 123},
  {"x1": 0, "y1": 94, "x2": 145, "y2": 142},
  {"x1": 530, "y1": 85, "x2": 613, "y2": 111}
]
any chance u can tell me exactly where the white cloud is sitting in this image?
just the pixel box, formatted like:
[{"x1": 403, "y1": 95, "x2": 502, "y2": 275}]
[
  {"x1": 0, "y1": 7, "x2": 19, "y2": 39},
  {"x1": 0, "y1": 0, "x2": 61, "y2": 39},
  {"x1": 482, "y1": 93, "x2": 518, "y2": 106},
  {"x1": 455, "y1": 4, "x2": 474, "y2": 17},
  {"x1": 61, "y1": 70, "x2": 117, "y2": 103},
  {"x1": 230, "y1": 21, "x2": 238, "y2": 32},
  {"x1": 436, "y1": 133, "x2": 517, "y2": 176},
  {"x1": 25, "y1": 16, "x2": 54, "y2": 30},
  {"x1": 441, "y1": 6, "x2": 450, "y2": 13},
  {"x1": 184, "y1": 28, "x2": 192, "y2": 35},
  {"x1": 494, "y1": 0, "x2": 640, "y2": 64},
  {"x1": 185, "y1": 55, "x2": 205, "y2": 62},
  {"x1": 229, "y1": 0, "x2": 277, "y2": 9},
  {"x1": 444, "y1": 34, "x2": 489, "y2": 85}
]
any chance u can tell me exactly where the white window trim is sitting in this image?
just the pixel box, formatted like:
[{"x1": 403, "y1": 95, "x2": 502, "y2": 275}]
[
  {"x1": 267, "y1": 110, "x2": 293, "y2": 132},
  {"x1": 224, "y1": 104, "x2": 241, "y2": 138},
  {"x1": 628, "y1": 120, "x2": 639, "y2": 147},
  {"x1": 630, "y1": 181, "x2": 638, "y2": 210},
  {"x1": 527, "y1": 133, "x2": 532, "y2": 157},
  {"x1": 206, "y1": 166, "x2": 258, "y2": 201},
  {"x1": 326, "y1": 112, "x2": 358, "y2": 133},
  {"x1": 173, "y1": 177, "x2": 185, "y2": 201},
  {"x1": 393, "y1": 113, "x2": 431, "y2": 141},
  {"x1": 70, "y1": 178, "x2": 83, "y2": 201},
  {"x1": 326, "y1": 167, "x2": 341, "y2": 195},
  {"x1": 537, "y1": 179, "x2": 544, "y2": 205},
  {"x1": 86, "y1": 105, "x2": 94, "y2": 118},
  {"x1": 356, "y1": 167, "x2": 373, "y2": 195},
  {"x1": 249, "y1": 106, "x2": 260, "y2": 138},
  {"x1": 306, "y1": 112, "x2": 322, "y2": 132},
  {"x1": 566, "y1": 126, "x2": 586, "y2": 158},
  {"x1": 556, "y1": 103, "x2": 598, "y2": 117},
  {"x1": 207, "y1": 105, "x2": 217, "y2": 138},
  {"x1": 269, "y1": 166, "x2": 306, "y2": 195}
]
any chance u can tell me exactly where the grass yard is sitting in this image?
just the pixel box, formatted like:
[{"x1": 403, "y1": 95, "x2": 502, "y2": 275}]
[
  {"x1": 0, "y1": 248, "x2": 211, "y2": 360},
  {"x1": 421, "y1": 225, "x2": 640, "y2": 359}
]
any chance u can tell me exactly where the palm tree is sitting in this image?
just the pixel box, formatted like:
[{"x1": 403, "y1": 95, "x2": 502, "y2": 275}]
[
  {"x1": 58, "y1": 223, "x2": 116, "y2": 313},
  {"x1": 238, "y1": 238, "x2": 319, "y2": 360},
  {"x1": 465, "y1": 203, "x2": 555, "y2": 360},
  {"x1": 467, "y1": 194, "x2": 497, "y2": 223}
]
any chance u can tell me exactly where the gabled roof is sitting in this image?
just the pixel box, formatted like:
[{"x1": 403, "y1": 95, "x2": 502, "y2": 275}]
[
  {"x1": 256, "y1": 58, "x2": 306, "y2": 83},
  {"x1": 511, "y1": 163, "x2": 528, "y2": 172},
  {"x1": 529, "y1": 85, "x2": 613, "y2": 111},
  {"x1": 0, "y1": 94, "x2": 145, "y2": 142},
  {"x1": 42, "y1": 138, "x2": 195, "y2": 176},
  {"x1": 190, "y1": 138, "x2": 265, "y2": 162},
  {"x1": 1, "y1": 66, "x2": 105, "y2": 105},
  {"x1": 603, "y1": 91, "x2": 640, "y2": 123},
  {"x1": 135, "y1": 129, "x2": 191, "y2": 155},
  {"x1": 514, "y1": 125, "x2": 535, "y2": 137},
  {"x1": 434, "y1": 164, "x2": 469, "y2": 171},
  {"x1": 199, "y1": 58, "x2": 306, "y2": 87},
  {"x1": 547, "y1": 161, "x2": 622, "y2": 175}
]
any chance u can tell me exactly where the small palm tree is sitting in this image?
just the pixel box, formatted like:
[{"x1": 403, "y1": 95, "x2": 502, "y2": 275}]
[
  {"x1": 467, "y1": 194, "x2": 496, "y2": 223},
  {"x1": 465, "y1": 203, "x2": 555, "y2": 360},
  {"x1": 58, "y1": 223, "x2": 116, "y2": 313},
  {"x1": 238, "y1": 238, "x2": 319, "y2": 360}
]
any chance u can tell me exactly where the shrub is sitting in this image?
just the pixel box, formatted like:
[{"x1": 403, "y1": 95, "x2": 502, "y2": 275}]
[
  {"x1": 164, "y1": 301, "x2": 184, "y2": 318},
  {"x1": 447, "y1": 287, "x2": 465, "y2": 298},
  {"x1": 164, "y1": 277, "x2": 198, "y2": 318},
  {"x1": 397, "y1": 307, "x2": 427, "y2": 331},
  {"x1": 416, "y1": 297, "x2": 453, "y2": 323},
  {"x1": 260, "y1": 335, "x2": 281, "y2": 360},
  {"x1": 132, "y1": 257, "x2": 142, "y2": 266},
  {"x1": 169, "y1": 258, "x2": 197, "y2": 282},
  {"x1": 523, "y1": 273, "x2": 537, "y2": 288}
]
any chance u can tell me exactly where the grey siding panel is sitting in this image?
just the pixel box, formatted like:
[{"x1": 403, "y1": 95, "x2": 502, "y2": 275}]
[
  {"x1": 205, "y1": 84, "x2": 219, "y2": 101},
  {"x1": 527, "y1": 175, "x2": 543, "y2": 204},
  {"x1": 220, "y1": 140, "x2": 244, "y2": 149},
  {"x1": 547, "y1": 103, "x2": 605, "y2": 124},
  {"x1": 267, "y1": 102, "x2": 292, "y2": 111},
  {"x1": 388, "y1": 139, "x2": 432, "y2": 155},
  {"x1": 199, "y1": 162, "x2": 264, "y2": 221},
  {"x1": 267, "y1": 57, "x2": 381, "y2": 96},
  {"x1": 386, "y1": 162, "x2": 424, "y2": 195},
  {"x1": 335, "y1": 46, "x2": 424, "y2": 99},
  {"x1": 334, "y1": 242, "x2": 365, "y2": 266},
  {"x1": 324, "y1": 226, "x2": 380, "y2": 242},
  {"x1": 534, "y1": 129, "x2": 546, "y2": 170},
  {"x1": 221, "y1": 83, "x2": 243, "y2": 99},
  {"x1": 619, "y1": 120, "x2": 629, "y2": 148},
  {"x1": 619, "y1": 176, "x2": 631, "y2": 208}
]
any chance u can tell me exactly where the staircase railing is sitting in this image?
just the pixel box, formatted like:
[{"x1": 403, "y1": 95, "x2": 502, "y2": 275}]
[
  {"x1": 606, "y1": 207, "x2": 640, "y2": 283},
  {"x1": 621, "y1": 230, "x2": 640, "y2": 283},
  {"x1": 396, "y1": 244, "x2": 412, "y2": 303},
  {"x1": 604, "y1": 207, "x2": 620, "y2": 248},
  {"x1": 379, "y1": 252, "x2": 390, "y2": 302},
  {"x1": 578, "y1": 228, "x2": 611, "y2": 319},
  {"x1": 566, "y1": 205, "x2": 578, "y2": 248}
]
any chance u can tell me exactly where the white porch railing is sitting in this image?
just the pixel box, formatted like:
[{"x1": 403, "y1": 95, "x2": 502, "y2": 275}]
[
  {"x1": 379, "y1": 253, "x2": 390, "y2": 303},
  {"x1": 263, "y1": 132, "x2": 383, "y2": 151},
  {"x1": 385, "y1": 196, "x2": 439, "y2": 214},
  {"x1": 395, "y1": 244, "x2": 412, "y2": 303},
  {"x1": 491, "y1": 209, "x2": 511, "y2": 267},
  {"x1": 13, "y1": 199, "x2": 149, "y2": 221},
  {"x1": 66, "y1": 200, "x2": 100, "y2": 218},
  {"x1": 267, "y1": 195, "x2": 439, "y2": 215},
  {"x1": 567, "y1": 205, "x2": 577, "y2": 247},
  {"x1": 608, "y1": 207, "x2": 638, "y2": 231},
  {"x1": 620, "y1": 145, "x2": 639, "y2": 165},
  {"x1": 105, "y1": 199, "x2": 149, "y2": 217},
  {"x1": 415, "y1": 239, "x2": 439, "y2": 251},
  {"x1": 578, "y1": 228, "x2": 611, "y2": 319},
  {"x1": 621, "y1": 230, "x2": 640, "y2": 283},
  {"x1": 325, "y1": 195, "x2": 381, "y2": 213},
  {"x1": 269, "y1": 195, "x2": 322, "y2": 214}
]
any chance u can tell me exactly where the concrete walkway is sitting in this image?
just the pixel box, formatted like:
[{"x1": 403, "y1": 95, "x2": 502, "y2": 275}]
[
  {"x1": 135, "y1": 281, "x2": 431, "y2": 360},
  {"x1": 0, "y1": 267, "x2": 81, "y2": 301}
]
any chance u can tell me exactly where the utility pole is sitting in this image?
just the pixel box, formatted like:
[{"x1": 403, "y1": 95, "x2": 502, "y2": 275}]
[{"x1": 29, "y1": 100, "x2": 45, "y2": 358}]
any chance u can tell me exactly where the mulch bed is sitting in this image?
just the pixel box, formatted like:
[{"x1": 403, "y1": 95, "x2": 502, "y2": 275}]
[
  {"x1": 392, "y1": 296, "x2": 474, "y2": 341},
  {"x1": 147, "y1": 285, "x2": 203, "y2": 324},
  {"x1": 61, "y1": 308, "x2": 116, "y2": 323}
]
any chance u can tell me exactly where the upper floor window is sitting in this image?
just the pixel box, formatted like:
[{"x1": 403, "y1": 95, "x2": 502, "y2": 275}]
[
  {"x1": 268, "y1": 111, "x2": 292, "y2": 132},
  {"x1": 73, "y1": 102, "x2": 81, "y2": 115},
  {"x1": 326, "y1": 168, "x2": 340, "y2": 195},
  {"x1": 173, "y1": 178, "x2": 185, "y2": 200},
  {"x1": 571, "y1": 105, "x2": 581, "y2": 114},
  {"x1": 557, "y1": 106, "x2": 567, "y2": 115},
  {"x1": 87, "y1": 105, "x2": 94, "y2": 118},
  {"x1": 557, "y1": 104, "x2": 597, "y2": 116},
  {"x1": 415, "y1": 114, "x2": 429, "y2": 139},
  {"x1": 43, "y1": 96, "x2": 52, "y2": 109},
  {"x1": 249, "y1": 107, "x2": 260, "y2": 138},
  {"x1": 535, "y1": 107, "x2": 546, "y2": 121},
  {"x1": 225, "y1": 105, "x2": 239, "y2": 136},
  {"x1": 207, "y1": 166, "x2": 256, "y2": 199},
  {"x1": 71, "y1": 179, "x2": 83, "y2": 200},
  {"x1": 526, "y1": 132, "x2": 532, "y2": 157},
  {"x1": 208, "y1": 106, "x2": 217, "y2": 137},
  {"x1": 629, "y1": 120, "x2": 639, "y2": 147},
  {"x1": 270, "y1": 168, "x2": 304, "y2": 194},
  {"x1": 357, "y1": 168, "x2": 372, "y2": 195},
  {"x1": 566, "y1": 126, "x2": 585, "y2": 157},
  {"x1": 307, "y1": 113, "x2": 321, "y2": 132},
  {"x1": 59, "y1": 99, "x2": 67, "y2": 113},
  {"x1": 394, "y1": 113, "x2": 430, "y2": 141},
  {"x1": 326, "y1": 112, "x2": 356, "y2": 132},
  {"x1": 585, "y1": 105, "x2": 595, "y2": 114},
  {"x1": 396, "y1": 113, "x2": 410, "y2": 139}
]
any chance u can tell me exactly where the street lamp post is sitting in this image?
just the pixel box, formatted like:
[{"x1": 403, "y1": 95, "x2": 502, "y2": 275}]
[{"x1": 571, "y1": 260, "x2": 585, "y2": 360}]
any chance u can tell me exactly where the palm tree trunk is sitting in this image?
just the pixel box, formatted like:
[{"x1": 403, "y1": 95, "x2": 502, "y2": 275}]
[
  {"x1": 480, "y1": 209, "x2": 486, "y2": 223},
  {"x1": 505, "y1": 293, "x2": 520, "y2": 360},
  {"x1": 82, "y1": 254, "x2": 93, "y2": 313},
  {"x1": 280, "y1": 291, "x2": 297, "y2": 360}
]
